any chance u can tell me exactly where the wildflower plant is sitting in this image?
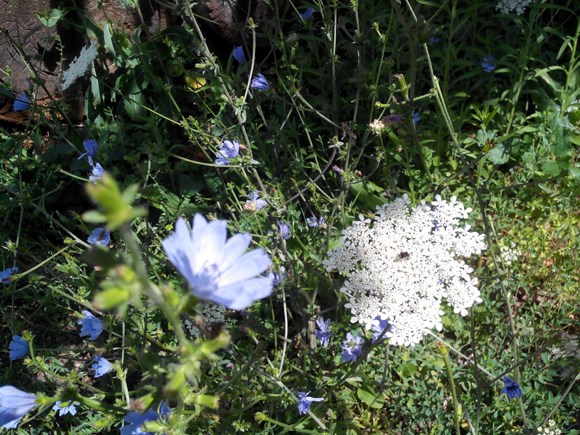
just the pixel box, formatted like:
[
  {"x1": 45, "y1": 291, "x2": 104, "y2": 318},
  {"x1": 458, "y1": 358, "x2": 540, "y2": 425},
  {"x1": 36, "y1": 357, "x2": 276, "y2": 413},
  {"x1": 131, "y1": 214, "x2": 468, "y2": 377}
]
[
  {"x1": 325, "y1": 195, "x2": 486, "y2": 347},
  {"x1": 1, "y1": 0, "x2": 578, "y2": 433}
]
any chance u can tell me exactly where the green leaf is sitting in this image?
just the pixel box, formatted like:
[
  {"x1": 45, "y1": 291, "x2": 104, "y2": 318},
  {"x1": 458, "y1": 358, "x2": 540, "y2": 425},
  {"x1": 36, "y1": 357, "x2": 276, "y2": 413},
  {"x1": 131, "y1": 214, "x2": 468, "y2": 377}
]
[
  {"x1": 357, "y1": 387, "x2": 384, "y2": 409},
  {"x1": 93, "y1": 286, "x2": 131, "y2": 310},
  {"x1": 103, "y1": 22, "x2": 116, "y2": 57},
  {"x1": 84, "y1": 173, "x2": 147, "y2": 230},
  {"x1": 486, "y1": 143, "x2": 511, "y2": 165},
  {"x1": 37, "y1": 9, "x2": 65, "y2": 27}
]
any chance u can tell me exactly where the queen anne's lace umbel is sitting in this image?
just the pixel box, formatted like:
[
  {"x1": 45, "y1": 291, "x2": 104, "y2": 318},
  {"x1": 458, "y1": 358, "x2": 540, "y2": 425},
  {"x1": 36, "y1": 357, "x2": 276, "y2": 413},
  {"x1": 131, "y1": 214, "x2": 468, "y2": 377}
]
[{"x1": 324, "y1": 195, "x2": 486, "y2": 347}]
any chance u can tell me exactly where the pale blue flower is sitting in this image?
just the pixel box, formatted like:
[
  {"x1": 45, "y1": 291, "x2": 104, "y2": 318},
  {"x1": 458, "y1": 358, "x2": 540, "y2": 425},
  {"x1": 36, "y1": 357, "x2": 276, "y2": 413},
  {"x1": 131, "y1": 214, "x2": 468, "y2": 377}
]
[
  {"x1": 315, "y1": 318, "x2": 331, "y2": 348},
  {"x1": 340, "y1": 332, "x2": 363, "y2": 362},
  {"x1": 245, "y1": 190, "x2": 267, "y2": 211},
  {"x1": 0, "y1": 386, "x2": 37, "y2": 429},
  {"x1": 297, "y1": 392, "x2": 323, "y2": 415},
  {"x1": 429, "y1": 35, "x2": 440, "y2": 43},
  {"x1": 371, "y1": 318, "x2": 390, "y2": 342},
  {"x1": 92, "y1": 356, "x2": 112, "y2": 378},
  {"x1": 306, "y1": 216, "x2": 326, "y2": 228},
  {"x1": 300, "y1": 8, "x2": 315, "y2": 20},
  {"x1": 78, "y1": 310, "x2": 104, "y2": 340},
  {"x1": 215, "y1": 140, "x2": 240, "y2": 165},
  {"x1": 13, "y1": 92, "x2": 30, "y2": 111},
  {"x1": 52, "y1": 400, "x2": 79, "y2": 416},
  {"x1": 279, "y1": 221, "x2": 291, "y2": 240},
  {"x1": 233, "y1": 46, "x2": 246, "y2": 65},
  {"x1": 268, "y1": 266, "x2": 286, "y2": 286},
  {"x1": 481, "y1": 55, "x2": 496, "y2": 73},
  {"x1": 162, "y1": 215, "x2": 273, "y2": 310},
  {"x1": 88, "y1": 227, "x2": 111, "y2": 246},
  {"x1": 121, "y1": 402, "x2": 171, "y2": 435},
  {"x1": 0, "y1": 267, "x2": 18, "y2": 284},
  {"x1": 9, "y1": 336, "x2": 29, "y2": 361},
  {"x1": 501, "y1": 377, "x2": 523, "y2": 399},
  {"x1": 412, "y1": 110, "x2": 420, "y2": 125},
  {"x1": 89, "y1": 163, "x2": 105, "y2": 183},
  {"x1": 251, "y1": 73, "x2": 270, "y2": 91},
  {"x1": 78, "y1": 139, "x2": 98, "y2": 166}
]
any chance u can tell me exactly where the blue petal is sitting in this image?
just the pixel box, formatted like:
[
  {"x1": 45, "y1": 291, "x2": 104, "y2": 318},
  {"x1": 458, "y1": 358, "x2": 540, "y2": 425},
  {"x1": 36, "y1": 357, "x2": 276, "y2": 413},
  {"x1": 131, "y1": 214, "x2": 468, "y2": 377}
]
[
  {"x1": 218, "y1": 233, "x2": 251, "y2": 271},
  {"x1": 211, "y1": 276, "x2": 273, "y2": 310},
  {"x1": 219, "y1": 249, "x2": 271, "y2": 287},
  {"x1": 195, "y1": 216, "x2": 227, "y2": 265}
]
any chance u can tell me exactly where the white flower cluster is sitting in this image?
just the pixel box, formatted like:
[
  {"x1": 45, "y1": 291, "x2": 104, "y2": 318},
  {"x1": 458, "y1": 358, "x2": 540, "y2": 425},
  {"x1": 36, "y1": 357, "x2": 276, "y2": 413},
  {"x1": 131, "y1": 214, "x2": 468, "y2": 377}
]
[
  {"x1": 324, "y1": 195, "x2": 486, "y2": 347},
  {"x1": 369, "y1": 119, "x2": 385, "y2": 134},
  {"x1": 185, "y1": 302, "x2": 227, "y2": 337},
  {"x1": 537, "y1": 420, "x2": 562, "y2": 435},
  {"x1": 499, "y1": 242, "x2": 520, "y2": 265},
  {"x1": 62, "y1": 40, "x2": 98, "y2": 91},
  {"x1": 495, "y1": 0, "x2": 533, "y2": 15}
]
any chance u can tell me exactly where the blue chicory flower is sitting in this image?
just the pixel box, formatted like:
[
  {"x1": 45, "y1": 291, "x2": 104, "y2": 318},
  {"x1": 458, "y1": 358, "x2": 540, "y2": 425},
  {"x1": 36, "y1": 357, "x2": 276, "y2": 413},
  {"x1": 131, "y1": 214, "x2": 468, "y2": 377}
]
[
  {"x1": 88, "y1": 227, "x2": 111, "y2": 246},
  {"x1": 244, "y1": 190, "x2": 267, "y2": 211},
  {"x1": 412, "y1": 109, "x2": 421, "y2": 125},
  {"x1": 481, "y1": 55, "x2": 496, "y2": 73},
  {"x1": 0, "y1": 267, "x2": 18, "y2": 284},
  {"x1": 340, "y1": 332, "x2": 364, "y2": 363},
  {"x1": 306, "y1": 216, "x2": 326, "y2": 228},
  {"x1": 215, "y1": 140, "x2": 240, "y2": 165},
  {"x1": 0, "y1": 386, "x2": 38, "y2": 429},
  {"x1": 297, "y1": 392, "x2": 323, "y2": 415},
  {"x1": 89, "y1": 163, "x2": 105, "y2": 183},
  {"x1": 78, "y1": 139, "x2": 98, "y2": 167},
  {"x1": 121, "y1": 402, "x2": 171, "y2": 435},
  {"x1": 429, "y1": 35, "x2": 440, "y2": 43},
  {"x1": 278, "y1": 221, "x2": 291, "y2": 240},
  {"x1": 315, "y1": 318, "x2": 331, "y2": 348},
  {"x1": 162, "y1": 215, "x2": 273, "y2": 310},
  {"x1": 250, "y1": 73, "x2": 270, "y2": 91},
  {"x1": 268, "y1": 266, "x2": 286, "y2": 286},
  {"x1": 78, "y1": 310, "x2": 104, "y2": 340},
  {"x1": 501, "y1": 376, "x2": 523, "y2": 399},
  {"x1": 92, "y1": 356, "x2": 112, "y2": 378},
  {"x1": 233, "y1": 46, "x2": 246, "y2": 65},
  {"x1": 52, "y1": 400, "x2": 78, "y2": 416},
  {"x1": 300, "y1": 8, "x2": 315, "y2": 20},
  {"x1": 371, "y1": 317, "x2": 390, "y2": 342},
  {"x1": 13, "y1": 92, "x2": 30, "y2": 111},
  {"x1": 8, "y1": 336, "x2": 29, "y2": 361}
]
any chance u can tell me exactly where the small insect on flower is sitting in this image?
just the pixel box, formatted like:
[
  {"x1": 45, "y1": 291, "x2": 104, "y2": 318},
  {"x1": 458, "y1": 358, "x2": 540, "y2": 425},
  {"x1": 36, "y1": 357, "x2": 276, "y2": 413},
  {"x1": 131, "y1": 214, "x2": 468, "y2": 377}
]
[{"x1": 398, "y1": 251, "x2": 410, "y2": 259}]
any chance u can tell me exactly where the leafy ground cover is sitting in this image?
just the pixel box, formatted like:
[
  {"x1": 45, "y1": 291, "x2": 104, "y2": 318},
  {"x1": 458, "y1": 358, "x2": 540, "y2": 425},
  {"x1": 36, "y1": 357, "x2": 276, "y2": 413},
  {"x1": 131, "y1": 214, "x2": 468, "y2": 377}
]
[{"x1": 0, "y1": 0, "x2": 578, "y2": 433}]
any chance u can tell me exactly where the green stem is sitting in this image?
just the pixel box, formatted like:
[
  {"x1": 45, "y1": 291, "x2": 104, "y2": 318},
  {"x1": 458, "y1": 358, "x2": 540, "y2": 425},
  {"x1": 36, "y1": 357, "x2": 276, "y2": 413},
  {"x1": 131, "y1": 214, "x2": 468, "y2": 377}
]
[
  {"x1": 120, "y1": 224, "x2": 188, "y2": 347},
  {"x1": 438, "y1": 342, "x2": 461, "y2": 435}
]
